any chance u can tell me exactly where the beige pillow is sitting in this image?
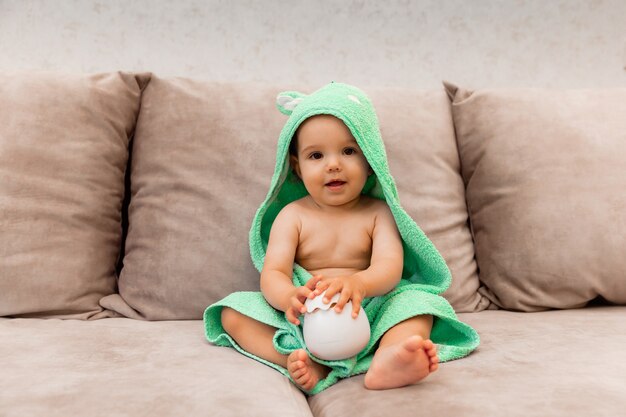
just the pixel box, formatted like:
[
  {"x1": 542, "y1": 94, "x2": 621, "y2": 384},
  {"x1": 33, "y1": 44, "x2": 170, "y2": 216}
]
[
  {"x1": 370, "y1": 87, "x2": 488, "y2": 312},
  {"x1": 0, "y1": 71, "x2": 144, "y2": 319},
  {"x1": 103, "y1": 77, "x2": 287, "y2": 320},
  {"x1": 105, "y1": 77, "x2": 486, "y2": 320},
  {"x1": 447, "y1": 83, "x2": 626, "y2": 311}
]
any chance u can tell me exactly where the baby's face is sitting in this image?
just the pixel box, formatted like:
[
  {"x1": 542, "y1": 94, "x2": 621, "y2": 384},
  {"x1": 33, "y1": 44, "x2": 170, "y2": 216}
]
[{"x1": 290, "y1": 115, "x2": 372, "y2": 209}]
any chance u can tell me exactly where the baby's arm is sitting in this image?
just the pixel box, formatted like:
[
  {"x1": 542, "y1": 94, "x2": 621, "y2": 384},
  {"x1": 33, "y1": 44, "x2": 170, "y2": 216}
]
[
  {"x1": 354, "y1": 203, "x2": 404, "y2": 296},
  {"x1": 320, "y1": 203, "x2": 404, "y2": 313},
  {"x1": 260, "y1": 204, "x2": 321, "y2": 324}
]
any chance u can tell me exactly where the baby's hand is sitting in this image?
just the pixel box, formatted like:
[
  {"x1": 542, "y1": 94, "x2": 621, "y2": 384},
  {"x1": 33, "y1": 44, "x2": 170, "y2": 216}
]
[
  {"x1": 285, "y1": 275, "x2": 324, "y2": 326},
  {"x1": 315, "y1": 275, "x2": 367, "y2": 319}
]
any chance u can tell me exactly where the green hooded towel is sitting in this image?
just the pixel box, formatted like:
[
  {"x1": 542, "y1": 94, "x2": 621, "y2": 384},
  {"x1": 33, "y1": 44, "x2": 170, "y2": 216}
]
[{"x1": 203, "y1": 82, "x2": 480, "y2": 395}]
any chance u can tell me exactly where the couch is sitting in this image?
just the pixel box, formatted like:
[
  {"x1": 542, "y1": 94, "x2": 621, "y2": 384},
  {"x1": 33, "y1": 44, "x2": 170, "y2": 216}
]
[{"x1": 1, "y1": 71, "x2": 625, "y2": 417}]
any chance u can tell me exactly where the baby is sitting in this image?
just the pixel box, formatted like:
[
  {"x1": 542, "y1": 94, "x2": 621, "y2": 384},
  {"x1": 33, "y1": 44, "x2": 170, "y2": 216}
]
[{"x1": 221, "y1": 114, "x2": 439, "y2": 391}]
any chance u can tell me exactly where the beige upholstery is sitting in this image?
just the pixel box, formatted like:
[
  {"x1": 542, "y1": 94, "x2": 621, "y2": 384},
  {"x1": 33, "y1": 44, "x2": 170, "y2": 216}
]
[
  {"x1": 370, "y1": 87, "x2": 487, "y2": 312},
  {"x1": 2, "y1": 307, "x2": 624, "y2": 416},
  {"x1": 104, "y1": 76, "x2": 290, "y2": 320},
  {"x1": 0, "y1": 71, "x2": 143, "y2": 319},
  {"x1": 105, "y1": 77, "x2": 485, "y2": 320},
  {"x1": 1, "y1": 72, "x2": 625, "y2": 416},
  {"x1": 0, "y1": 318, "x2": 311, "y2": 417},
  {"x1": 447, "y1": 83, "x2": 626, "y2": 311},
  {"x1": 309, "y1": 306, "x2": 626, "y2": 417}
]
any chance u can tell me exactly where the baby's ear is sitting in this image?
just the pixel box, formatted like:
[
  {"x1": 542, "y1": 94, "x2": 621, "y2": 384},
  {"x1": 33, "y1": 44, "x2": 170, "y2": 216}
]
[
  {"x1": 276, "y1": 91, "x2": 307, "y2": 115},
  {"x1": 289, "y1": 154, "x2": 302, "y2": 179}
]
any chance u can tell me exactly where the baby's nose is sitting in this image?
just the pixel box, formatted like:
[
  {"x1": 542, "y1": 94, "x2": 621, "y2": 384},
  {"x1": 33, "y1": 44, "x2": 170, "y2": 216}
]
[{"x1": 325, "y1": 156, "x2": 341, "y2": 171}]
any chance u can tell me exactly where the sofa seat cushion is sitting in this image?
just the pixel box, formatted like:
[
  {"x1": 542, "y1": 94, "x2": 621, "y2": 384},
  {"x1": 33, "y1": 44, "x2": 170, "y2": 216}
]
[
  {"x1": 0, "y1": 318, "x2": 312, "y2": 417},
  {"x1": 308, "y1": 306, "x2": 626, "y2": 417}
]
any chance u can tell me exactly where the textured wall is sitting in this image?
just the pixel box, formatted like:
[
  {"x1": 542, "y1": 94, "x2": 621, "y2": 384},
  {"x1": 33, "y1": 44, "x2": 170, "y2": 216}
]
[{"x1": 1, "y1": 0, "x2": 625, "y2": 88}]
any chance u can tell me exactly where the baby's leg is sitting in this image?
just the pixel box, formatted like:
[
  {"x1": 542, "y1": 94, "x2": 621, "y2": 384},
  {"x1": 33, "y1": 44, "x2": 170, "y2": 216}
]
[
  {"x1": 221, "y1": 307, "x2": 329, "y2": 391},
  {"x1": 364, "y1": 315, "x2": 439, "y2": 390}
]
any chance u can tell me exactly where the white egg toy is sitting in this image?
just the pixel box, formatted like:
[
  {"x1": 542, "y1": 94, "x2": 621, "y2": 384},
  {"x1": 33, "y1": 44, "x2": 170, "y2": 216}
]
[{"x1": 302, "y1": 290, "x2": 371, "y2": 360}]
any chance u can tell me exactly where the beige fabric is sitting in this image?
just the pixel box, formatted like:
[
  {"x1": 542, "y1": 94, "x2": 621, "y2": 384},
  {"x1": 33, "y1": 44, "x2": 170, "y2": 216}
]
[
  {"x1": 0, "y1": 318, "x2": 312, "y2": 417},
  {"x1": 447, "y1": 84, "x2": 626, "y2": 311},
  {"x1": 370, "y1": 87, "x2": 487, "y2": 312},
  {"x1": 0, "y1": 71, "x2": 143, "y2": 319},
  {"x1": 2, "y1": 307, "x2": 624, "y2": 416},
  {"x1": 309, "y1": 306, "x2": 626, "y2": 417},
  {"x1": 111, "y1": 78, "x2": 485, "y2": 320},
  {"x1": 110, "y1": 77, "x2": 289, "y2": 320}
]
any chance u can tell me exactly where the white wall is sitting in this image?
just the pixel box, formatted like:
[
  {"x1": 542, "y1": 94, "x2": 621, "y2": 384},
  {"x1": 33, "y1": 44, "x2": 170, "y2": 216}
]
[{"x1": 1, "y1": 0, "x2": 624, "y2": 88}]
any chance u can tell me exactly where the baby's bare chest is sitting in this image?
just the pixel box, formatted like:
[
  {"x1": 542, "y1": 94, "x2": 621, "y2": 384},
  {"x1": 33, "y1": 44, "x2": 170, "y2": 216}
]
[{"x1": 295, "y1": 212, "x2": 374, "y2": 270}]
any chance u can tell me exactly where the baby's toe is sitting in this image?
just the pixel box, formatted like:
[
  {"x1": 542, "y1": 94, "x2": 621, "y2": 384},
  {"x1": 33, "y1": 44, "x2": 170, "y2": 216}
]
[
  {"x1": 424, "y1": 343, "x2": 437, "y2": 357},
  {"x1": 288, "y1": 359, "x2": 301, "y2": 372},
  {"x1": 292, "y1": 349, "x2": 305, "y2": 360},
  {"x1": 292, "y1": 367, "x2": 307, "y2": 379},
  {"x1": 299, "y1": 375, "x2": 313, "y2": 390},
  {"x1": 422, "y1": 339, "x2": 434, "y2": 350}
]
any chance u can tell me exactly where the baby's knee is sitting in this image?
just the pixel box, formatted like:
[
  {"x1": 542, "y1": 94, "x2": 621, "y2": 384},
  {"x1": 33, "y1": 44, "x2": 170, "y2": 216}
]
[{"x1": 221, "y1": 307, "x2": 243, "y2": 334}]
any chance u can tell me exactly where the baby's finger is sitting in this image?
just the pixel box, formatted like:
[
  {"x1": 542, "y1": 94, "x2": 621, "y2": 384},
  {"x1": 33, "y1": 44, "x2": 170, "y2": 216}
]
[
  {"x1": 313, "y1": 280, "x2": 330, "y2": 296},
  {"x1": 292, "y1": 308, "x2": 303, "y2": 325},
  {"x1": 291, "y1": 297, "x2": 307, "y2": 314},
  {"x1": 286, "y1": 309, "x2": 300, "y2": 326},
  {"x1": 351, "y1": 294, "x2": 363, "y2": 318},
  {"x1": 297, "y1": 286, "x2": 315, "y2": 301},
  {"x1": 322, "y1": 280, "x2": 342, "y2": 304},
  {"x1": 305, "y1": 275, "x2": 323, "y2": 290},
  {"x1": 334, "y1": 289, "x2": 352, "y2": 313}
]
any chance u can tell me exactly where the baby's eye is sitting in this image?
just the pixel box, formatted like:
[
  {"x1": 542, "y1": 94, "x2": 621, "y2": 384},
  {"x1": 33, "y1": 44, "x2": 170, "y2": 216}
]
[
  {"x1": 344, "y1": 147, "x2": 357, "y2": 155},
  {"x1": 309, "y1": 152, "x2": 323, "y2": 160}
]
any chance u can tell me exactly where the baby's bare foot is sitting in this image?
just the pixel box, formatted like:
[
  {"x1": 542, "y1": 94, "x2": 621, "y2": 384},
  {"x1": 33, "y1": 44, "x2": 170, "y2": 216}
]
[
  {"x1": 287, "y1": 349, "x2": 329, "y2": 391},
  {"x1": 364, "y1": 335, "x2": 439, "y2": 390}
]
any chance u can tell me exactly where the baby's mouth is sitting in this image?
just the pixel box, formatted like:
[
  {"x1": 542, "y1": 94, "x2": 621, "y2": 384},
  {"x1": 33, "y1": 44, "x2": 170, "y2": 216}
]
[{"x1": 326, "y1": 180, "x2": 346, "y2": 187}]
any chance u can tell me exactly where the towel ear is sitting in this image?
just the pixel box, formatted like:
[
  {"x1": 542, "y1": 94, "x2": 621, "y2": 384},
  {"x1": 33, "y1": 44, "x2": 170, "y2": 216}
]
[{"x1": 276, "y1": 91, "x2": 307, "y2": 115}]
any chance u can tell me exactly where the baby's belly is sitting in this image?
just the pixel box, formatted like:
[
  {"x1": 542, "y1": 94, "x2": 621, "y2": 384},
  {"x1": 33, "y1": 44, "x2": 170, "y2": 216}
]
[{"x1": 305, "y1": 266, "x2": 365, "y2": 279}]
